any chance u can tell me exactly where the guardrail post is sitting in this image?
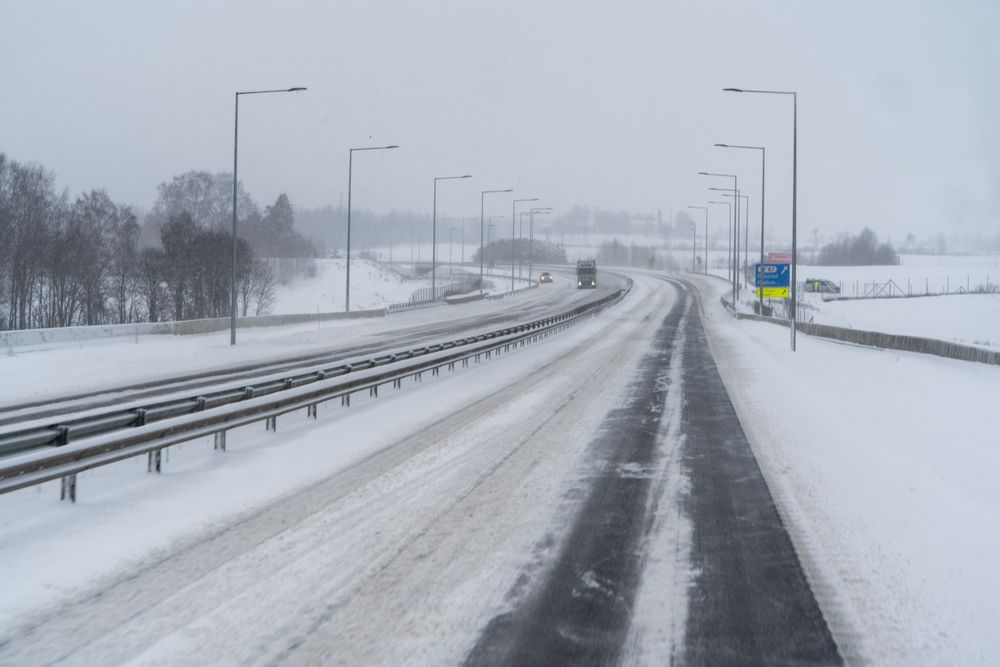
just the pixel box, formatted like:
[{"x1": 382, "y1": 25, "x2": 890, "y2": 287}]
[
  {"x1": 60, "y1": 474, "x2": 77, "y2": 503},
  {"x1": 214, "y1": 431, "x2": 227, "y2": 452},
  {"x1": 147, "y1": 449, "x2": 162, "y2": 473}
]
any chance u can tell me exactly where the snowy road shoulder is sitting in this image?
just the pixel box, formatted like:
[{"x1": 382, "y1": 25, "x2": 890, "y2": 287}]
[{"x1": 691, "y1": 273, "x2": 1000, "y2": 664}]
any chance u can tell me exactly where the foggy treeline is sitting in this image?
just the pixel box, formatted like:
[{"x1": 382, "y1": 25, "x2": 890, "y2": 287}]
[
  {"x1": 0, "y1": 157, "x2": 315, "y2": 331},
  {"x1": 470, "y1": 239, "x2": 567, "y2": 267},
  {"x1": 817, "y1": 228, "x2": 899, "y2": 266},
  {"x1": 596, "y1": 239, "x2": 682, "y2": 270}
]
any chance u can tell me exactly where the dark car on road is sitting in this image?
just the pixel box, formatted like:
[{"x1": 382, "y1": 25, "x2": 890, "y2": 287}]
[{"x1": 539, "y1": 272, "x2": 553, "y2": 283}]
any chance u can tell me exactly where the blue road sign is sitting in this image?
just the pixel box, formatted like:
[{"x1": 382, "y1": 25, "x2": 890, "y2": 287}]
[{"x1": 755, "y1": 263, "x2": 790, "y2": 298}]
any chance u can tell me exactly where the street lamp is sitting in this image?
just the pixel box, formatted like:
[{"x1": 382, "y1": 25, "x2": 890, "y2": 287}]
[
  {"x1": 722, "y1": 192, "x2": 750, "y2": 291},
  {"x1": 709, "y1": 201, "x2": 732, "y2": 280},
  {"x1": 716, "y1": 143, "x2": 766, "y2": 314},
  {"x1": 687, "y1": 206, "x2": 709, "y2": 274},
  {"x1": 724, "y1": 87, "x2": 798, "y2": 349},
  {"x1": 230, "y1": 86, "x2": 307, "y2": 346},
  {"x1": 346, "y1": 144, "x2": 399, "y2": 312},
  {"x1": 529, "y1": 207, "x2": 553, "y2": 281},
  {"x1": 433, "y1": 175, "x2": 472, "y2": 300},
  {"x1": 511, "y1": 198, "x2": 539, "y2": 292},
  {"x1": 480, "y1": 189, "x2": 513, "y2": 295},
  {"x1": 518, "y1": 211, "x2": 529, "y2": 278},
  {"x1": 699, "y1": 171, "x2": 739, "y2": 302},
  {"x1": 709, "y1": 186, "x2": 741, "y2": 288}
]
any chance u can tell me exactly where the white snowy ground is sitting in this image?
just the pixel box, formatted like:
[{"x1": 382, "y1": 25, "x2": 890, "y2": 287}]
[
  {"x1": 0, "y1": 268, "x2": 570, "y2": 409},
  {"x1": 703, "y1": 254, "x2": 1000, "y2": 350},
  {"x1": 0, "y1": 272, "x2": 688, "y2": 664},
  {"x1": 803, "y1": 292, "x2": 1000, "y2": 349},
  {"x1": 270, "y1": 258, "x2": 421, "y2": 314},
  {"x1": 269, "y1": 258, "x2": 512, "y2": 315},
  {"x1": 690, "y1": 272, "x2": 1000, "y2": 665}
]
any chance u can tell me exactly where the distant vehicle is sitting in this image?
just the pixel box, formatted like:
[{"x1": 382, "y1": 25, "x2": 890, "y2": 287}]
[
  {"x1": 576, "y1": 259, "x2": 597, "y2": 289},
  {"x1": 803, "y1": 278, "x2": 841, "y2": 294},
  {"x1": 539, "y1": 272, "x2": 553, "y2": 283}
]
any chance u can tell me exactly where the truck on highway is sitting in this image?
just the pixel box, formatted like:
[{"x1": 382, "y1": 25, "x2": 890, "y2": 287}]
[{"x1": 576, "y1": 259, "x2": 597, "y2": 289}]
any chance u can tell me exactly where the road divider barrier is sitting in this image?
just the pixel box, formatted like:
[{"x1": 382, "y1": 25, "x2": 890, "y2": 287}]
[{"x1": 0, "y1": 280, "x2": 632, "y2": 502}]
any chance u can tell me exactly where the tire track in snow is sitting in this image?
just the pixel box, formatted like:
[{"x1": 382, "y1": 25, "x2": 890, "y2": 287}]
[{"x1": 466, "y1": 283, "x2": 690, "y2": 665}]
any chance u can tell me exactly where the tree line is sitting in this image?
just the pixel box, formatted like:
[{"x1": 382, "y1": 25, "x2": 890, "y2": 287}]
[
  {"x1": 0, "y1": 156, "x2": 314, "y2": 331},
  {"x1": 817, "y1": 228, "x2": 899, "y2": 266}
]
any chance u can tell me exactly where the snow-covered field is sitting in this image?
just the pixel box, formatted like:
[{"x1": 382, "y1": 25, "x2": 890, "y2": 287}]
[
  {"x1": 797, "y1": 258, "x2": 997, "y2": 297},
  {"x1": 700, "y1": 253, "x2": 1000, "y2": 351},
  {"x1": 271, "y1": 258, "x2": 509, "y2": 314},
  {"x1": 796, "y1": 258, "x2": 1000, "y2": 349},
  {"x1": 804, "y1": 293, "x2": 1000, "y2": 349},
  {"x1": 691, "y1": 272, "x2": 1000, "y2": 664},
  {"x1": 271, "y1": 258, "x2": 419, "y2": 313}
]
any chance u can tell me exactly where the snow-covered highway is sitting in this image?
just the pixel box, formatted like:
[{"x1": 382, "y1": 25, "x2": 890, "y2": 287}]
[{"x1": 2, "y1": 269, "x2": 999, "y2": 665}]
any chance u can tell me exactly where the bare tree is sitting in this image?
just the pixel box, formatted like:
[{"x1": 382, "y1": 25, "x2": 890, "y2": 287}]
[
  {"x1": 137, "y1": 247, "x2": 167, "y2": 322},
  {"x1": 160, "y1": 212, "x2": 197, "y2": 321},
  {"x1": 239, "y1": 258, "x2": 276, "y2": 317}
]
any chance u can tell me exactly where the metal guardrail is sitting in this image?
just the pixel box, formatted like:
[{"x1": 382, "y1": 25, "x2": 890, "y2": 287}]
[{"x1": 0, "y1": 282, "x2": 631, "y2": 501}]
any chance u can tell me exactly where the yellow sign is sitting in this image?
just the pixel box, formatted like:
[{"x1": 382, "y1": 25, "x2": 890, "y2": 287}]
[{"x1": 757, "y1": 287, "x2": 789, "y2": 299}]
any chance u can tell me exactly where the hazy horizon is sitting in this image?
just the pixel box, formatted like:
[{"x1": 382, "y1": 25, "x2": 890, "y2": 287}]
[{"x1": 3, "y1": 0, "x2": 997, "y2": 244}]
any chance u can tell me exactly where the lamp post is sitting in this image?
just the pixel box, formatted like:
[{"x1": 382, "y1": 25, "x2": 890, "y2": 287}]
[
  {"x1": 716, "y1": 143, "x2": 766, "y2": 314},
  {"x1": 433, "y1": 175, "x2": 471, "y2": 300},
  {"x1": 709, "y1": 185, "x2": 741, "y2": 291},
  {"x1": 529, "y1": 207, "x2": 552, "y2": 281},
  {"x1": 709, "y1": 201, "x2": 732, "y2": 281},
  {"x1": 687, "y1": 206, "x2": 709, "y2": 274},
  {"x1": 722, "y1": 192, "x2": 750, "y2": 290},
  {"x1": 518, "y1": 211, "x2": 528, "y2": 278},
  {"x1": 724, "y1": 87, "x2": 798, "y2": 350},
  {"x1": 700, "y1": 172, "x2": 739, "y2": 302},
  {"x1": 480, "y1": 189, "x2": 513, "y2": 295},
  {"x1": 230, "y1": 86, "x2": 307, "y2": 346},
  {"x1": 346, "y1": 144, "x2": 399, "y2": 312},
  {"x1": 511, "y1": 198, "x2": 539, "y2": 292}
]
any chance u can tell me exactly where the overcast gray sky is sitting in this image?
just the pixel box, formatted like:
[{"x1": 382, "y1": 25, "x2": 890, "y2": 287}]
[{"x1": 2, "y1": 0, "x2": 997, "y2": 243}]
